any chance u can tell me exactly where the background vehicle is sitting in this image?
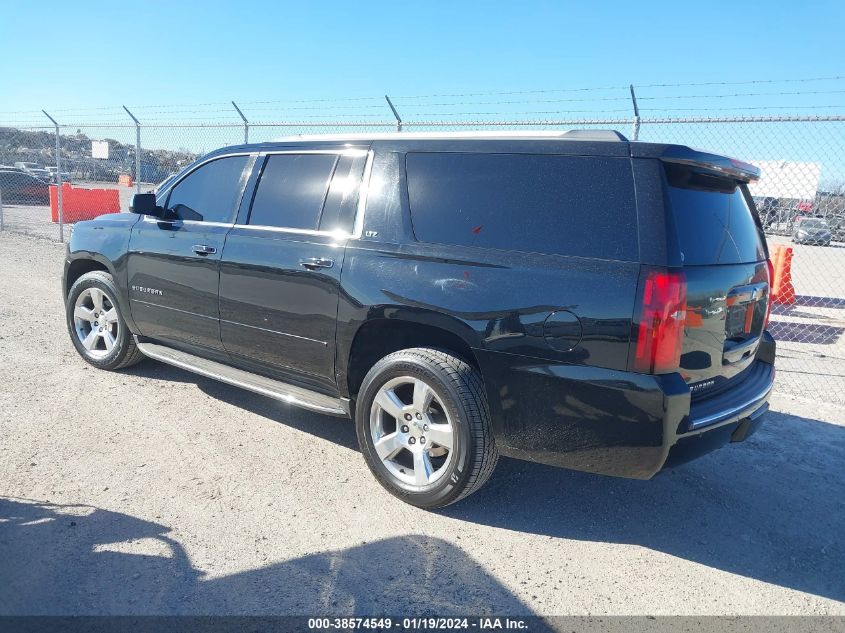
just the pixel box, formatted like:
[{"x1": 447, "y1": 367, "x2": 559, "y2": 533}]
[
  {"x1": 46, "y1": 166, "x2": 71, "y2": 183},
  {"x1": 792, "y1": 217, "x2": 832, "y2": 245},
  {"x1": 827, "y1": 215, "x2": 845, "y2": 242},
  {"x1": 13, "y1": 161, "x2": 51, "y2": 182},
  {"x1": 62, "y1": 131, "x2": 775, "y2": 508},
  {"x1": 756, "y1": 196, "x2": 780, "y2": 229},
  {"x1": 0, "y1": 169, "x2": 50, "y2": 204}
]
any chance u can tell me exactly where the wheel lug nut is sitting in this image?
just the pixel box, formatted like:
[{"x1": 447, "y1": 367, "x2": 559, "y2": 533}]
[
  {"x1": 404, "y1": 413, "x2": 412, "y2": 421},
  {"x1": 423, "y1": 425, "x2": 429, "y2": 431},
  {"x1": 420, "y1": 437, "x2": 426, "y2": 444},
  {"x1": 408, "y1": 437, "x2": 416, "y2": 445},
  {"x1": 415, "y1": 412, "x2": 422, "y2": 420},
  {"x1": 401, "y1": 425, "x2": 409, "y2": 433}
]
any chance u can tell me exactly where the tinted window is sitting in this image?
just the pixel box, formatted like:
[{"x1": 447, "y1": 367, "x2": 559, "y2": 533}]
[
  {"x1": 166, "y1": 155, "x2": 248, "y2": 223},
  {"x1": 664, "y1": 165, "x2": 765, "y2": 265},
  {"x1": 249, "y1": 154, "x2": 338, "y2": 230},
  {"x1": 406, "y1": 153, "x2": 638, "y2": 260}
]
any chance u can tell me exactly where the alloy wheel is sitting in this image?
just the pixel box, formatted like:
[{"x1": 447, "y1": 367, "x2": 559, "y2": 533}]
[
  {"x1": 369, "y1": 376, "x2": 455, "y2": 488},
  {"x1": 73, "y1": 287, "x2": 120, "y2": 358}
]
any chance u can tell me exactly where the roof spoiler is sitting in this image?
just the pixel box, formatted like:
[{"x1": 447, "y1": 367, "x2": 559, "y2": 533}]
[{"x1": 641, "y1": 144, "x2": 761, "y2": 182}]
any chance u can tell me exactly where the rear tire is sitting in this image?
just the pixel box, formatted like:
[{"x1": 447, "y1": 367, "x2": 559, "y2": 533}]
[
  {"x1": 66, "y1": 271, "x2": 145, "y2": 370},
  {"x1": 355, "y1": 347, "x2": 498, "y2": 509}
]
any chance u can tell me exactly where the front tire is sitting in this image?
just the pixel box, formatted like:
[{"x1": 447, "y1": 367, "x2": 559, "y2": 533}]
[
  {"x1": 355, "y1": 347, "x2": 498, "y2": 509},
  {"x1": 66, "y1": 271, "x2": 144, "y2": 370}
]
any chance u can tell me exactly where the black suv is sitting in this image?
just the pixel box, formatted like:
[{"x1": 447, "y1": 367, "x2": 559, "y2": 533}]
[{"x1": 63, "y1": 131, "x2": 776, "y2": 508}]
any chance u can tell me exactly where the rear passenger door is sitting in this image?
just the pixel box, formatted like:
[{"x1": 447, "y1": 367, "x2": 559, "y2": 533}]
[{"x1": 219, "y1": 149, "x2": 368, "y2": 391}]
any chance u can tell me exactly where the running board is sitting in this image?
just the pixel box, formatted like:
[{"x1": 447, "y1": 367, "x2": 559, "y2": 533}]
[{"x1": 136, "y1": 341, "x2": 349, "y2": 416}]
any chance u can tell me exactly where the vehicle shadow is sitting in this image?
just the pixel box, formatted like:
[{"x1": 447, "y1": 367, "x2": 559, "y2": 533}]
[
  {"x1": 126, "y1": 362, "x2": 359, "y2": 451},
  {"x1": 444, "y1": 409, "x2": 845, "y2": 603},
  {"x1": 767, "y1": 319, "x2": 845, "y2": 344},
  {"x1": 0, "y1": 497, "x2": 542, "y2": 619},
  {"x1": 792, "y1": 295, "x2": 845, "y2": 308},
  {"x1": 122, "y1": 362, "x2": 845, "y2": 603}
]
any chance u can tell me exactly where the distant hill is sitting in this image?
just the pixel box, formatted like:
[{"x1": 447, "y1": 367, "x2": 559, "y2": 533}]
[{"x1": 0, "y1": 126, "x2": 196, "y2": 184}]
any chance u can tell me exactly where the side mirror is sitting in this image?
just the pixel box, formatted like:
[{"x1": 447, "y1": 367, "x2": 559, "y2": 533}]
[{"x1": 130, "y1": 193, "x2": 163, "y2": 217}]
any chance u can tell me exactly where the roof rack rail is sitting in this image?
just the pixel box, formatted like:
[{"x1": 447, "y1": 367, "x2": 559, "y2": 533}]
[
  {"x1": 270, "y1": 129, "x2": 629, "y2": 143},
  {"x1": 559, "y1": 129, "x2": 628, "y2": 142}
]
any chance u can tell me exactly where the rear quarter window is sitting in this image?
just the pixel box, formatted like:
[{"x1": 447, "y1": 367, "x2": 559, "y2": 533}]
[{"x1": 405, "y1": 152, "x2": 638, "y2": 261}]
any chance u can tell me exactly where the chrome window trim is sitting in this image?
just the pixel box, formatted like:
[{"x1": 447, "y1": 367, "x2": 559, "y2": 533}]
[
  {"x1": 147, "y1": 147, "x2": 375, "y2": 237},
  {"x1": 141, "y1": 216, "x2": 234, "y2": 229},
  {"x1": 231, "y1": 223, "x2": 351, "y2": 240},
  {"x1": 262, "y1": 148, "x2": 368, "y2": 158}
]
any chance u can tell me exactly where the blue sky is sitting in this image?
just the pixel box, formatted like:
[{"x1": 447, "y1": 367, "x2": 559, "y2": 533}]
[{"x1": 2, "y1": 0, "x2": 844, "y2": 124}]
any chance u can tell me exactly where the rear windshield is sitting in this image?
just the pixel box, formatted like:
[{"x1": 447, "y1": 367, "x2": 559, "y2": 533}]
[
  {"x1": 406, "y1": 152, "x2": 638, "y2": 261},
  {"x1": 664, "y1": 164, "x2": 766, "y2": 265}
]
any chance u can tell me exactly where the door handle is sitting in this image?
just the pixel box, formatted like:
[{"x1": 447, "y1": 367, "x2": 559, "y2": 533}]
[
  {"x1": 299, "y1": 257, "x2": 334, "y2": 270},
  {"x1": 192, "y1": 244, "x2": 217, "y2": 256}
]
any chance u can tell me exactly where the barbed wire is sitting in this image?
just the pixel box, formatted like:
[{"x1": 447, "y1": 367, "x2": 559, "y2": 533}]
[
  {"x1": 240, "y1": 95, "x2": 385, "y2": 105},
  {"x1": 634, "y1": 75, "x2": 845, "y2": 88},
  {"x1": 395, "y1": 96, "x2": 632, "y2": 107},
  {"x1": 3, "y1": 75, "x2": 844, "y2": 118},
  {"x1": 638, "y1": 89, "x2": 845, "y2": 101},
  {"x1": 642, "y1": 104, "x2": 845, "y2": 112},
  {"x1": 395, "y1": 76, "x2": 845, "y2": 99}
]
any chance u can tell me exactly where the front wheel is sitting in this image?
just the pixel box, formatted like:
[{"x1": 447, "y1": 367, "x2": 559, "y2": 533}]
[
  {"x1": 66, "y1": 271, "x2": 145, "y2": 370},
  {"x1": 355, "y1": 347, "x2": 498, "y2": 509}
]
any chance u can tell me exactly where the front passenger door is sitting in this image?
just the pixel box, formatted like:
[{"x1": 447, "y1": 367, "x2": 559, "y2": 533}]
[{"x1": 127, "y1": 154, "x2": 253, "y2": 355}]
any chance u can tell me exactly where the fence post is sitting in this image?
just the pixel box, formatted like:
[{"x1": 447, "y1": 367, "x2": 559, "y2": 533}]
[
  {"x1": 123, "y1": 106, "x2": 141, "y2": 194},
  {"x1": 629, "y1": 84, "x2": 641, "y2": 141},
  {"x1": 232, "y1": 101, "x2": 249, "y2": 144},
  {"x1": 0, "y1": 185, "x2": 4, "y2": 234},
  {"x1": 42, "y1": 110, "x2": 63, "y2": 242},
  {"x1": 385, "y1": 95, "x2": 402, "y2": 132}
]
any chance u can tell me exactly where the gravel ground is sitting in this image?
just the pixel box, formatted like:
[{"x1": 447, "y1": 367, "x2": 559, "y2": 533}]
[{"x1": 0, "y1": 231, "x2": 843, "y2": 617}]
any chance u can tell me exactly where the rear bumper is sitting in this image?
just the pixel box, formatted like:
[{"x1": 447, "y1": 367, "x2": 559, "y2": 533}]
[
  {"x1": 476, "y1": 332, "x2": 776, "y2": 479},
  {"x1": 688, "y1": 359, "x2": 773, "y2": 430}
]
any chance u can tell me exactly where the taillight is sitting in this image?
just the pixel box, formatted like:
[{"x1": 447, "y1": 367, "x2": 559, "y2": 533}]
[
  {"x1": 633, "y1": 269, "x2": 688, "y2": 374},
  {"x1": 764, "y1": 258, "x2": 774, "y2": 330}
]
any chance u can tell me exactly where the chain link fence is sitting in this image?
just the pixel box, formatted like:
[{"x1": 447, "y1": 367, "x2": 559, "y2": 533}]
[{"x1": 1, "y1": 114, "x2": 843, "y2": 404}]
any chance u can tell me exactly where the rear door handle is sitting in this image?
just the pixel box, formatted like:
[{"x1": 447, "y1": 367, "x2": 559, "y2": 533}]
[
  {"x1": 192, "y1": 244, "x2": 217, "y2": 256},
  {"x1": 299, "y1": 257, "x2": 334, "y2": 270}
]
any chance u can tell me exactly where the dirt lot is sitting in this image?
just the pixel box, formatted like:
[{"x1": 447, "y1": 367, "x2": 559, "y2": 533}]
[{"x1": 0, "y1": 231, "x2": 843, "y2": 617}]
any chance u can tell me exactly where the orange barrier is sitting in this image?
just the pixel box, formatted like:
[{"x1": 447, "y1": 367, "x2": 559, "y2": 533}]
[
  {"x1": 49, "y1": 183, "x2": 121, "y2": 224},
  {"x1": 118, "y1": 174, "x2": 134, "y2": 187},
  {"x1": 770, "y1": 244, "x2": 796, "y2": 305},
  {"x1": 685, "y1": 308, "x2": 703, "y2": 328}
]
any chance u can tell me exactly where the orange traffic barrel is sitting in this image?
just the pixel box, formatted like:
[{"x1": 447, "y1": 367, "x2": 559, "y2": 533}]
[{"x1": 770, "y1": 244, "x2": 795, "y2": 305}]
